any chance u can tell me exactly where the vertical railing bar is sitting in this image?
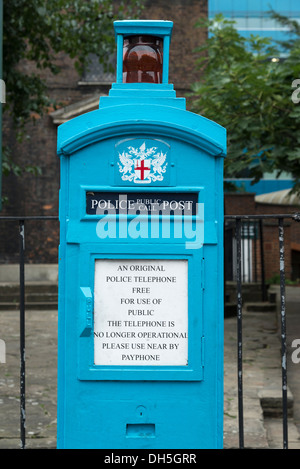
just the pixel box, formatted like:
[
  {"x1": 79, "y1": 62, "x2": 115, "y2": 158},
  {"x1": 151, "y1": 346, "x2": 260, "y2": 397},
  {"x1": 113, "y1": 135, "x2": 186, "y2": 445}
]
[
  {"x1": 254, "y1": 221, "x2": 257, "y2": 283},
  {"x1": 241, "y1": 221, "x2": 244, "y2": 283},
  {"x1": 19, "y1": 220, "x2": 26, "y2": 449},
  {"x1": 247, "y1": 220, "x2": 250, "y2": 282},
  {"x1": 235, "y1": 217, "x2": 244, "y2": 449},
  {"x1": 259, "y1": 220, "x2": 266, "y2": 302},
  {"x1": 278, "y1": 217, "x2": 288, "y2": 449}
]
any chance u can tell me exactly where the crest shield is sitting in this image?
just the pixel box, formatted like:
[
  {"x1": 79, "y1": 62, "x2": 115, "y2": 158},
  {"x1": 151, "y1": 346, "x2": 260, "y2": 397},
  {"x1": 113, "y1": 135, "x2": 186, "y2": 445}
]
[
  {"x1": 116, "y1": 140, "x2": 169, "y2": 185},
  {"x1": 134, "y1": 158, "x2": 151, "y2": 183}
]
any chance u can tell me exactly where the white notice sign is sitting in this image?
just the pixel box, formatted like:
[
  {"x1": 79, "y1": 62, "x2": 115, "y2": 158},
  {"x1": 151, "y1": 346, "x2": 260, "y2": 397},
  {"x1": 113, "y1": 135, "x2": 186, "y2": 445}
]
[{"x1": 94, "y1": 259, "x2": 188, "y2": 366}]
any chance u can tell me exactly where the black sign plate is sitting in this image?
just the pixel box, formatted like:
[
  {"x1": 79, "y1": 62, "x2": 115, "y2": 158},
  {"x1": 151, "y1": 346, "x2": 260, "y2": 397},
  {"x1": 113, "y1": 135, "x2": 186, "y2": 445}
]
[{"x1": 86, "y1": 192, "x2": 199, "y2": 216}]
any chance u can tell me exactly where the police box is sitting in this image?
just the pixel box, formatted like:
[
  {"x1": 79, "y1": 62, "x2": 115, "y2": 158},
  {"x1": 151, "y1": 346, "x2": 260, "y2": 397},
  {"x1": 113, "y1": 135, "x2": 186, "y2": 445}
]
[{"x1": 57, "y1": 20, "x2": 226, "y2": 449}]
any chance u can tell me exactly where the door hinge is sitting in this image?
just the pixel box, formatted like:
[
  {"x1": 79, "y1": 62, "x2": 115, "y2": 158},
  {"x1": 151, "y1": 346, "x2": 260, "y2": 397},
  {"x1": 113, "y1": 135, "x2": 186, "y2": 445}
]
[{"x1": 80, "y1": 287, "x2": 93, "y2": 337}]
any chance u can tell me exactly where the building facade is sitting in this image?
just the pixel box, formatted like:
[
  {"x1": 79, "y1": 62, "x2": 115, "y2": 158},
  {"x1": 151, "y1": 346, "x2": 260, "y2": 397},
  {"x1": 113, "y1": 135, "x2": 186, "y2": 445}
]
[
  {"x1": 209, "y1": 0, "x2": 300, "y2": 195},
  {"x1": 1, "y1": 0, "x2": 299, "y2": 284},
  {"x1": 0, "y1": 0, "x2": 207, "y2": 263}
]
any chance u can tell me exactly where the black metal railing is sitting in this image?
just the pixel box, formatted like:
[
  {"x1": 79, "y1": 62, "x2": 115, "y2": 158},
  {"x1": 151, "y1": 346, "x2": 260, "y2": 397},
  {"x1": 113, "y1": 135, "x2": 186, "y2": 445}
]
[
  {"x1": 225, "y1": 213, "x2": 300, "y2": 450},
  {"x1": 224, "y1": 217, "x2": 268, "y2": 302},
  {"x1": 1, "y1": 213, "x2": 300, "y2": 449},
  {"x1": 0, "y1": 216, "x2": 58, "y2": 449}
]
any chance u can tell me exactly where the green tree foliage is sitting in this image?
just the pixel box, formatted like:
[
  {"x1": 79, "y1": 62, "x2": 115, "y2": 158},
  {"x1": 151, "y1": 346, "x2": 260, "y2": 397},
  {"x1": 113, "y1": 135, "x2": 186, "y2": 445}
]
[
  {"x1": 2, "y1": 0, "x2": 142, "y2": 176},
  {"x1": 190, "y1": 13, "x2": 300, "y2": 193}
]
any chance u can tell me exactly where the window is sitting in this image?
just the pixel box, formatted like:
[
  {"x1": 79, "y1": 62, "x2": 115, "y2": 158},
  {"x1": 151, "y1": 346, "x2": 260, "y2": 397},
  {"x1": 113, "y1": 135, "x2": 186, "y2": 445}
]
[{"x1": 79, "y1": 53, "x2": 116, "y2": 85}]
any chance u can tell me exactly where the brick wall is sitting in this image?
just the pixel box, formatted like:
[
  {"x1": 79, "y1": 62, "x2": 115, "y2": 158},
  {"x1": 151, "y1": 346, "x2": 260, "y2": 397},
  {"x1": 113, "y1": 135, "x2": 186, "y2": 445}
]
[
  {"x1": 0, "y1": 1, "x2": 208, "y2": 264},
  {"x1": 143, "y1": 0, "x2": 208, "y2": 94},
  {"x1": 224, "y1": 193, "x2": 256, "y2": 215}
]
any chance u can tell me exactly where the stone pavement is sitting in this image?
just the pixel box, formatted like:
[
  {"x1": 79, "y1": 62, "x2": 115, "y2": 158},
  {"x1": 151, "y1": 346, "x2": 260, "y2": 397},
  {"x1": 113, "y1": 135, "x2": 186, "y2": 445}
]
[
  {"x1": 223, "y1": 289, "x2": 300, "y2": 449},
  {"x1": 0, "y1": 286, "x2": 300, "y2": 449}
]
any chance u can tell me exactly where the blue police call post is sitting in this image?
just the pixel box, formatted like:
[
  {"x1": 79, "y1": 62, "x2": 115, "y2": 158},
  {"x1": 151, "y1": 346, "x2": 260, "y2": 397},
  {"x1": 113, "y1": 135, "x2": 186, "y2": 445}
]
[{"x1": 57, "y1": 20, "x2": 226, "y2": 449}]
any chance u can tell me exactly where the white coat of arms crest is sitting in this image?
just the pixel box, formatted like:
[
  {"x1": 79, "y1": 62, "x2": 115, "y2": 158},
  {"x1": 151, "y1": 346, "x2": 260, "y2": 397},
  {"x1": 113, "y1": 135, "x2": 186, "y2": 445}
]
[{"x1": 118, "y1": 142, "x2": 168, "y2": 184}]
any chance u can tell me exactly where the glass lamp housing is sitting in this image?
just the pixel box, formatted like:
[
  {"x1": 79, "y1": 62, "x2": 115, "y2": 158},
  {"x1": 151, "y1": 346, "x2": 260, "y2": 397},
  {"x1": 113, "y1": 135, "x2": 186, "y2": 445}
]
[{"x1": 123, "y1": 35, "x2": 163, "y2": 84}]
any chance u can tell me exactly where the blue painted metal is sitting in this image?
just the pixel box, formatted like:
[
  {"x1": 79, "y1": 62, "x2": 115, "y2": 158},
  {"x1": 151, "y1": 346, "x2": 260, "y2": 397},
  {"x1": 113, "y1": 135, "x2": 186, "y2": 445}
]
[
  {"x1": 114, "y1": 20, "x2": 172, "y2": 85},
  {"x1": 57, "y1": 20, "x2": 226, "y2": 449}
]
